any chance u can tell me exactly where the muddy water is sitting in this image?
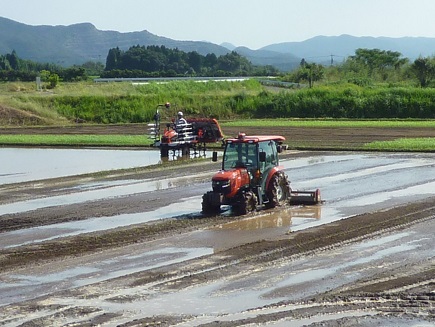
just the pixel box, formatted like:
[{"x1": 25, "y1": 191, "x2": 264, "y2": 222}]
[
  {"x1": 1, "y1": 151, "x2": 435, "y2": 313},
  {"x1": 2, "y1": 152, "x2": 435, "y2": 249},
  {"x1": 0, "y1": 147, "x2": 207, "y2": 184},
  {"x1": 0, "y1": 147, "x2": 161, "y2": 184}
]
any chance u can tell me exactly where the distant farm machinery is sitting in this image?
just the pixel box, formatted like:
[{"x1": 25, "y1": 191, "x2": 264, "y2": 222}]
[{"x1": 148, "y1": 103, "x2": 224, "y2": 158}]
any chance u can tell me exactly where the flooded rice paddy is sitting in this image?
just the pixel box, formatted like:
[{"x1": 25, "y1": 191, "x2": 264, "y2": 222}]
[{"x1": 1, "y1": 148, "x2": 435, "y2": 325}]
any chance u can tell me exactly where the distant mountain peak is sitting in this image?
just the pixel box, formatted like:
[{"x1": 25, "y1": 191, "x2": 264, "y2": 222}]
[{"x1": 220, "y1": 42, "x2": 237, "y2": 50}]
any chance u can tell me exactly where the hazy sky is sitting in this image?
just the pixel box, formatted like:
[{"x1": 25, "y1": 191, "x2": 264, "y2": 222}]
[{"x1": 4, "y1": 0, "x2": 435, "y2": 49}]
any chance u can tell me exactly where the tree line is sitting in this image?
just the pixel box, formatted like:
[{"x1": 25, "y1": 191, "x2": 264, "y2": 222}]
[
  {"x1": 286, "y1": 48, "x2": 435, "y2": 88},
  {"x1": 0, "y1": 50, "x2": 104, "y2": 85},
  {"x1": 102, "y1": 45, "x2": 278, "y2": 78},
  {"x1": 3, "y1": 46, "x2": 435, "y2": 89}
]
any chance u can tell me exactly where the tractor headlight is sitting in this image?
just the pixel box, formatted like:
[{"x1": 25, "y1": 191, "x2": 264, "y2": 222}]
[{"x1": 212, "y1": 179, "x2": 231, "y2": 194}]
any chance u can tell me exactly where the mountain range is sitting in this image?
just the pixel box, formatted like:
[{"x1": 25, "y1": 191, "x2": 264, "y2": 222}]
[{"x1": 2, "y1": 16, "x2": 435, "y2": 71}]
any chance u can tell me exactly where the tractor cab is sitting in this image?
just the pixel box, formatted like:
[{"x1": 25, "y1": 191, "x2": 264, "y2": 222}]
[{"x1": 221, "y1": 133, "x2": 283, "y2": 190}]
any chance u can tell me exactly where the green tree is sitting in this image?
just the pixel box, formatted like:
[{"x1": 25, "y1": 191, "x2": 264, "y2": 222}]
[
  {"x1": 39, "y1": 70, "x2": 51, "y2": 81},
  {"x1": 411, "y1": 56, "x2": 435, "y2": 87},
  {"x1": 187, "y1": 51, "x2": 202, "y2": 74},
  {"x1": 350, "y1": 48, "x2": 407, "y2": 79},
  {"x1": 105, "y1": 47, "x2": 122, "y2": 70},
  {"x1": 285, "y1": 60, "x2": 325, "y2": 88},
  {"x1": 216, "y1": 51, "x2": 252, "y2": 73},
  {"x1": 47, "y1": 73, "x2": 59, "y2": 89},
  {"x1": 6, "y1": 50, "x2": 20, "y2": 70}
]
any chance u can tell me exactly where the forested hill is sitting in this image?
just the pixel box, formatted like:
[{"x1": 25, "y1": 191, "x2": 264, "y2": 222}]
[{"x1": 0, "y1": 17, "x2": 229, "y2": 66}]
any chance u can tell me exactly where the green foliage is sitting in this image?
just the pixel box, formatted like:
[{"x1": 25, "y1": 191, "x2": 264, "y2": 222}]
[
  {"x1": 286, "y1": 62, "x2": 325, "y2": 88},
  {"x1": 350, "y1": 49, "x2": 408, "y2": 76},
  {"x1": 26, "y1": 80, "x2": 263, "y2": 123},
  {"x1": 101, "y1": 46, "x2": 275, "y2": 77},
  {"x1": 411, "y1": 57, "x2": 435, "y2": 87},
  {"x1": 223, "y1": 119, "x2": 435, "y2": 128},
  {"x1": 0, "y1": 50, "x2": 95, "y2": 82},
  {"x1": 6, "y1": 79, "x2": 435, "y2": 125},
  {"x1": 47, "y1": 73, "x2": 59, "y2": 89},
  {"x1": 227, "y1": 85, "x2": 435, "y2": 119}
]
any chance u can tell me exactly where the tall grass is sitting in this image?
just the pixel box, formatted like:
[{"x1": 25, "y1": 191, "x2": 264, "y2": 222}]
[
  {"x1": 240, "y1": 85, "x2": 435, "y2": 119},
  {"x1": 3, "y1": 80, "x2": 435, "y2": 125},
  {"x1": 6, "y1": 80, "x2": 262, "y2": 124}
]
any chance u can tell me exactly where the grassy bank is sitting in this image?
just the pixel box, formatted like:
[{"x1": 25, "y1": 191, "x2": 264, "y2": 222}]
[
  {"x1": 1, "y1": 80, "x2": 435, "y2": 151},
  {"x1": 363, "y1": 138, "x2": 435, "y2": 152},
  {"x1": 0, "y1": 134, "x2": 153, "y2": 147},
  {"x1": 0, "y1": 80, "x2": 263, "y2": 124},
  {"x1": 222, "y1": 119, "x2": 435, "y2": 128},
  {"x1": 3, "y1": 81, "x2": 435, "y2": 126}
]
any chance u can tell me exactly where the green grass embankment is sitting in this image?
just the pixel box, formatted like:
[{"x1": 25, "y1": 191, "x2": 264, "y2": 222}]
[
  {"x1": 0, "y1": 134, "x2": 153, "y2": 147},
  {"x1": 2, "y1": 81, "x2": 435, "y2": 151}
]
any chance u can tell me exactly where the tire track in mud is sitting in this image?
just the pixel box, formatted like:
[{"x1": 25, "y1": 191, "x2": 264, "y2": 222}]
[
  {"x1": 129, "y1": 199, "x2": 435, "y2": 292},
  {"x1": 1, "y1": 193, "x2": 435, "y2": 276},
  {"x1": 3, "y1": 200, "x2": 434, "y2": 327}
]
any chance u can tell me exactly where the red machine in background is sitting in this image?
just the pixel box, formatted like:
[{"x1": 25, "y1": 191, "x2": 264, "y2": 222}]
[{"x1": 148, "y1": 103, "x2": 224, "y2": 158}]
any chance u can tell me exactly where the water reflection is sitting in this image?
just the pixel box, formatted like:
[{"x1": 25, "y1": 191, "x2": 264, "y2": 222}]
[
  {"x1": 159, "y1": 148, "x2": 210, "y2": 163},
  {"x1": 215, "y1": 205, "x2": 322, "y2": 231},
  {"x1": 0, "y1": 148, "x2": 162, "y2": 184},
  {"x1": 0, "y1": 147, "x2": 214, "y2": 184}
]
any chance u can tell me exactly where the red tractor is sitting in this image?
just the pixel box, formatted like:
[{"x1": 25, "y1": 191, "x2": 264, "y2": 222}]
[{"x1": 202, "y1": 133, "x2": 321, "y2": 215}]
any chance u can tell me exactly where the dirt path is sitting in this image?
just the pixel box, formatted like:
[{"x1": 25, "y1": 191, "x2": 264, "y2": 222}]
[{"x1": 0, "y1": 125, "x2": 434, "y2": 326}]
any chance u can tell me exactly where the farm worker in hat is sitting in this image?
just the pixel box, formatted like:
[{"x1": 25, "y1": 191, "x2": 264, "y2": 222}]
[
  {"x1": 175, "y1": 111, "x2": 187, "y2": 128},
  {"x1": 174, "y1": 111, "x2": 188, "y2": 140}
]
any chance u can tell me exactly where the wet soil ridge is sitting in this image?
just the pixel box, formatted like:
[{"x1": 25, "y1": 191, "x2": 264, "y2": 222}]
[
  {"x1": 1, "y1": 198, "x2": 434, "y2": 274},
  {"x1": 131, "y1": 200, "x2": 435, "y2": 291}
]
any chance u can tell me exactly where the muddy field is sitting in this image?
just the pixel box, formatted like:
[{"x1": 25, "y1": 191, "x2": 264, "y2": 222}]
[{"x1": 0, "y1": 124, "x2": 434, "y2": 326}]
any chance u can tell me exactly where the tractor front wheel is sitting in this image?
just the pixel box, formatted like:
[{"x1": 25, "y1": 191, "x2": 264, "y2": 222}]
[
  {"x1": 266, "y1": 172, "x2": 290, "y2": 208},
  {"x1": 202, "y1": 191, "x2": 221, "y2": 214},
  {"x1": 233, "y1": 190, "x2": 257, "y2": 215}
]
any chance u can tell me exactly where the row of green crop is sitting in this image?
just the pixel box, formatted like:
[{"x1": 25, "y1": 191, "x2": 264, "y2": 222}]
[{"x1": 27, "y1": 83, "x2": 435, "y2": 123}]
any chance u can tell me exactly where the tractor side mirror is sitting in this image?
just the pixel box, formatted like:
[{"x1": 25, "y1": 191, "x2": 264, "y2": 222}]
[
  {"x1": 212, "y1": 151, "x2": 218, "y2": 162},
  {"x1": 277, "y1": 145, "x2": 283, "y2": 153},
  {"x1": 259, "y1": 152, "x2": 266, "y2": 162}
]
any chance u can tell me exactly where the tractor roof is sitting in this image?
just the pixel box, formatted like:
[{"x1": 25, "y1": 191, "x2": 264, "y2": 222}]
[{"x1": 226, "y1": 133, "x2": 285, "y2": 144}]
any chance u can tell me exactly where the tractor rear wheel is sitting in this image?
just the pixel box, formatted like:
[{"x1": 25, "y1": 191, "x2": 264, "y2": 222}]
[
  {"x1": 233, "y1": 190, "x2": 257, "y2": 215},
  {"x1": 266, "y1": 172, "x2": 290, "y2": 208}
]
